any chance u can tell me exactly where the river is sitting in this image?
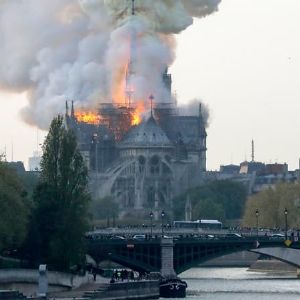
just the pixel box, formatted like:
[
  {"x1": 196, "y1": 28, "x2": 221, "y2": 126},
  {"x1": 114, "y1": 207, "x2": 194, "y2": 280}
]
[{"x1": 180, "y1": 267, "x2": 300, "y2": 300}]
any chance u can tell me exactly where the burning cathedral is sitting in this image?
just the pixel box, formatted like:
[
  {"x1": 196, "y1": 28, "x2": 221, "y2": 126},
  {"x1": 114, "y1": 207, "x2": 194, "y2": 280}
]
[
  {"x1": 65, "y1": 77, "x2": 207, "y2": 220},
  {"x1": 63, "y1": 0, "x2": 213, "y2": 221}
]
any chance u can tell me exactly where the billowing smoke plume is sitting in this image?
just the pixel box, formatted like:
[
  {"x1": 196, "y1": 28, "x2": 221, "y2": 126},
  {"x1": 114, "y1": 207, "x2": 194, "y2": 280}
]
[
  {"x1": 178, "y1": 99, "x2": 210, "y2": 127},
  {"x1": 0, "y1": 0, "x2": 220, "y2": 129}
]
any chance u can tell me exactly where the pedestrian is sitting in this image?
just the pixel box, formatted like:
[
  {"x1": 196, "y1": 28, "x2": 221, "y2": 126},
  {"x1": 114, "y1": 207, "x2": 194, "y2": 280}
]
[
  {"x1": 92, "y1": 268, "x2": 97, "y2": 281},
  {"x1": 130, "y1": 270, "x2": 134, "y2": 281}
]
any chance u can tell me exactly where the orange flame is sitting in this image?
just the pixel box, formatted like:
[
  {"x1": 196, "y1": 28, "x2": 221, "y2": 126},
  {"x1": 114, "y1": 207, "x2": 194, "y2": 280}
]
[
  {"x1": 111, "y1": 62, "x2": 128, "y2": 103},
  {"x1": 131, "y1": 102, "x2": 145, "y2": 126},
  {"x1": 75, "y1": 111, "x2": 101, "y2": 125}
]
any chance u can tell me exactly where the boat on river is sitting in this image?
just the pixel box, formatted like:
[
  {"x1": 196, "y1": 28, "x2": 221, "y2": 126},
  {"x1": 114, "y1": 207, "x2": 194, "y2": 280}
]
[{"x1": 159, "y1": 277, "x2": 187, "y2": 298}]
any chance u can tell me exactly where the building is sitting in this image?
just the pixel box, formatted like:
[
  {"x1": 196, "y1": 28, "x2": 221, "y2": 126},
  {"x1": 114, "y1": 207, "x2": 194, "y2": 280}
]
[
  {"x1": 66, "y1": 75, "x2": 207, "y2": 220},
  {"x1": 218, "y1": 161, "x2": 297, "y2": 195},
  {"x1": 28, "y1": 151, "x2": 42, "y2": 171}
]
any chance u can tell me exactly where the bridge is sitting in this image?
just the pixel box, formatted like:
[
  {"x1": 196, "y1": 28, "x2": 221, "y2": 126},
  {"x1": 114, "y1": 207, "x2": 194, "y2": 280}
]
[{"x1": 86, "y1": 233, "x2": 300, "y2": 275}]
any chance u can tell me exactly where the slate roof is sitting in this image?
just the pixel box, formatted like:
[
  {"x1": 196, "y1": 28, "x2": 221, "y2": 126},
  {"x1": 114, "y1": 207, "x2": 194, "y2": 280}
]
[{"x1": 119, "y1": 116, "x2": 173, "y2": 149}]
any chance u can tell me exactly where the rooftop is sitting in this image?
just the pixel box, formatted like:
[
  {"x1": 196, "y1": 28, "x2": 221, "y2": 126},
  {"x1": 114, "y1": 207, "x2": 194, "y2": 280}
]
[{"x1": 119, "y1": 116, "x2": 173, "y2": 149}]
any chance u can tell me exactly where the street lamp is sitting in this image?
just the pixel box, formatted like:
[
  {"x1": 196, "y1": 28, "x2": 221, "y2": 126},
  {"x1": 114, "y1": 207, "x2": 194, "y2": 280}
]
[
  {"x1": 149, "y1": 211, "x2": 154, "y2": 238},
  {"x1": 255, "y1": 209, "x2": 259, "y2": 238},
  {"x1": 161, "y1": 210, "x2": 165, "y2": 237},
  {"x1": 284, "y1": 208, "x2": 288, "y2": 240}
]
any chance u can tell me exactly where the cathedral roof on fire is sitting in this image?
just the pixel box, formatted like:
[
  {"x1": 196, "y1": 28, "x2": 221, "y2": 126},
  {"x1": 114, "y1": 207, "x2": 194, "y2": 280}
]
[{"x1": 119, "y1": 115, "x2": 173, "y2": 149}]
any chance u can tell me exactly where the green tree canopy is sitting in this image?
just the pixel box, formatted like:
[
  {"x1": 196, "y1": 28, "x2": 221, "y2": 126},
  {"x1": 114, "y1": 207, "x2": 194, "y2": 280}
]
[
  {"x1": 91, "y1": 196, "x2": 118, "y2": 220},
  {"x1": 242, "y1": 182, "x2": 300, "y2": 229},
  {"x1": 18, "y1": 172, "x2": 39, "y2": 198},
  {"x1": 0, "y1": 161, "x2": 29, "y2": 252},
  {"x1": 28, "y1": 115, "x2": 90, "y2": 271},
  {"x1": 173, "y1": 180, "x2": 247, "y2": 224},
  {"x1": 90, "y1": 196, "x2": 119, "y2": 226}
]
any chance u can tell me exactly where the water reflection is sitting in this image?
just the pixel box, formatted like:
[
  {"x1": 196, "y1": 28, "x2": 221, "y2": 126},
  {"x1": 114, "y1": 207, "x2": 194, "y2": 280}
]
[{"x1": 180, "y1": 268, "x2": 300, "y2": 300}]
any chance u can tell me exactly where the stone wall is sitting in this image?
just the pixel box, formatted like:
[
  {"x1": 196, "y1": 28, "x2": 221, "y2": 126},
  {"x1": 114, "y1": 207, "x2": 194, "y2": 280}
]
[
  {"x1": 94, "y1": 281, "x2": 160, "y2": 300},
  {"x1": 0, "y1": 269, "x2": 92, "y2": 296},
  {"x1": 0, "y1": 269, "x2": 90, "y2": 288}
]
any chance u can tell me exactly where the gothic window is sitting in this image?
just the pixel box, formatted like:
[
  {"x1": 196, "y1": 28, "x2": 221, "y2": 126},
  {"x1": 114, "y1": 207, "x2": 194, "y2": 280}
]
[
  {"x1": 138, "y1": 155, "x2": 146, "y2": 173},
  {"x1": 162, "y1": 162, "x2": 171, "y2": 175},
  {"x1": 150, "y1": 155, "x2": 160, "y2": 175}
]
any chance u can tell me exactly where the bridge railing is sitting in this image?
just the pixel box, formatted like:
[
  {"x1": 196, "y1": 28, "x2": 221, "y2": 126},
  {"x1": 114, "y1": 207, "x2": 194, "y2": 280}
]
[{"x1": 86, "y1": 227, "x2": 296, "y2": 242}]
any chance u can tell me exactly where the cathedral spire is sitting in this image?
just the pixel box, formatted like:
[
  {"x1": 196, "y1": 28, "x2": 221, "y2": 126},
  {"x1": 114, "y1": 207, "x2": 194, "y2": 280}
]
[
  {"x1": 149, "y1": 94, "x2": 154, "y2": 117},
  {"x1": 125, "y1": 0, "x2": 137, "y2": 106}
]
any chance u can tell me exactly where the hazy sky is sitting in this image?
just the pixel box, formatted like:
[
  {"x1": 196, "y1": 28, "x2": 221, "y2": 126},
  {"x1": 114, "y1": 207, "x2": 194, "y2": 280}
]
[{"x1": 1, "y1": 0, "x2": 300, "y2": 170}]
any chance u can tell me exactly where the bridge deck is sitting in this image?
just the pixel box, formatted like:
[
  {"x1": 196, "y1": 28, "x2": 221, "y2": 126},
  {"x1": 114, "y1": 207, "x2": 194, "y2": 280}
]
[{"x1": 87, "y1": 234, "x2": 300, "y2": 274}]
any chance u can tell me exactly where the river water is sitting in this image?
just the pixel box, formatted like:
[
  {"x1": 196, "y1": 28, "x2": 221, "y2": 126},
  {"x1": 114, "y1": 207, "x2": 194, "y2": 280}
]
[{"x1": 180, "y1": 267, "x2": 300, "y2": 300}]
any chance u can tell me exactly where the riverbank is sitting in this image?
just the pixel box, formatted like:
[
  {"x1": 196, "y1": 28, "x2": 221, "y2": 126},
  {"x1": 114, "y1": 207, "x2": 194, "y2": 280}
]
[
  {"x1": 0, "y1": 268, "x2": 96, "y2": 297},
  {"x1": 248, "y1": 259, "x2": 297, "y2": 274},
  {"x1": 0, "y1": 268, "x2": 160, "y2": 300},
  {"x1": 48, "y1": 279, "x2": 159, "y2": 300}
]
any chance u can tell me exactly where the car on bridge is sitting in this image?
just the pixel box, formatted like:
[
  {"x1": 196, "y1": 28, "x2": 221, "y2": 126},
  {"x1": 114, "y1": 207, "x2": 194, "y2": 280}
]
[
  {"x1": 132, "y1": 234, "x2": 146, "y2": 240},
  {"x1": 206, "y1": 234, "x2": 215, "y2": 239},
  {"x1": 270, "y1": 233, "x2": 285, "y2": 240},
  {"x1": 225, "y1": 233, "x2": 243, "y2": 239},
  {"x1": 110, "y1": 235, "x2": 126, "y2": 240}
]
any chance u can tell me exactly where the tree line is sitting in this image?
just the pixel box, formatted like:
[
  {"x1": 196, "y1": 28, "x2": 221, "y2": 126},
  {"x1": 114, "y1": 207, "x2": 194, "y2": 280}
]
[
  {"x1": 1, "y1": 116, "x2": 90, "y2": 271},
  {"x1": 242, "y1": 182, "x2": 300, "y2": 229},
  {"x1": 173, "y1": 180, "x2": 247, "y2": 225}
]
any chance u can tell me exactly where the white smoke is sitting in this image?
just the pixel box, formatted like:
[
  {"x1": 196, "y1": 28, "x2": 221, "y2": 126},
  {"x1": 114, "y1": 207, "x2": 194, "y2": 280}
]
[
  {"x1": 0, "y1": 0, "x2": 221, "y2": 129},
  {"x1": 178, "y1": 99, "x2": 210, "y2": 127}
]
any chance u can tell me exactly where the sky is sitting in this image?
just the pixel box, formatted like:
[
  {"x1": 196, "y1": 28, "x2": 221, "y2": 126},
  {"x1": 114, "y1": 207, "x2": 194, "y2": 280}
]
[{"x1": 1, "y1": 0, "x2": 300, "y2": 170}]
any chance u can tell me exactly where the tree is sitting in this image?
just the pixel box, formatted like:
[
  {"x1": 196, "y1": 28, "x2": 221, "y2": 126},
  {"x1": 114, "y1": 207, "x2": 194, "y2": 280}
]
[
  {"x1": 173, "y1": 180, "x2": 247, "y2": 224},
  {"x1": 242, "y1": 182, "x2": 300, "y2": 229},
  {"x1": 18, "y1": 171, "x2": 39, "y2": 198},
  {"x1": 28, "y1": 115, "x2": 90, "y2": 271},
  {"x1": 0, "y1": 161, "x2": 29, "y2": 252},
  {"x1": 91, "y1": 196, "x2": 119, "y2": 226},
  {"x1": 193, "y1": 198, "x2": 225, "y2": 221}
]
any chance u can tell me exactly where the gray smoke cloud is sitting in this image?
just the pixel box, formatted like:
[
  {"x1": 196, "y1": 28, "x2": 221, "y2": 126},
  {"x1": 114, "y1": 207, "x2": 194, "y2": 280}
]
[
  {"x1": 178, "y1": 99, "x2": 210, "y2": 127},
  {"x1": 0, "y1": 0, "x2": 221, "y2": 129}
]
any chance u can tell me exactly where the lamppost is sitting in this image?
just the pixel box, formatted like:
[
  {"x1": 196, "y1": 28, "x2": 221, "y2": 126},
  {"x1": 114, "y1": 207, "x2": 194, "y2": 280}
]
[
  {"x1": 255, "y1": 209, "x2": 259, "y2": 238},
  {"x1": 161, "y1": 210, "x2": 165, "y2": 237},
  {"x1": 149, "y1": 211, "x2": 153, "y2": 238},
  {"x1": 284, "y1": 208, "x2": 288, "y2": 240}
]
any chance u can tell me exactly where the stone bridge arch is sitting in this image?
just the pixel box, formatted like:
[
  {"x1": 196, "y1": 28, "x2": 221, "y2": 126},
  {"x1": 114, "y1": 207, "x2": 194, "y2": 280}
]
[
  {"x1": 87, "y1": 237, "x2": 299, "y2": 274},
  {"x1": 250, "y1": 247, "x2": 300, "y2": 268}
]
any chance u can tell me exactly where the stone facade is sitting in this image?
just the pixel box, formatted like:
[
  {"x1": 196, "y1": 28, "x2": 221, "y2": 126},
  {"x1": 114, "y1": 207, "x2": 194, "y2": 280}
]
[{"x1": 66, "y1": 102, "x2": 206, "y2": 221}]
